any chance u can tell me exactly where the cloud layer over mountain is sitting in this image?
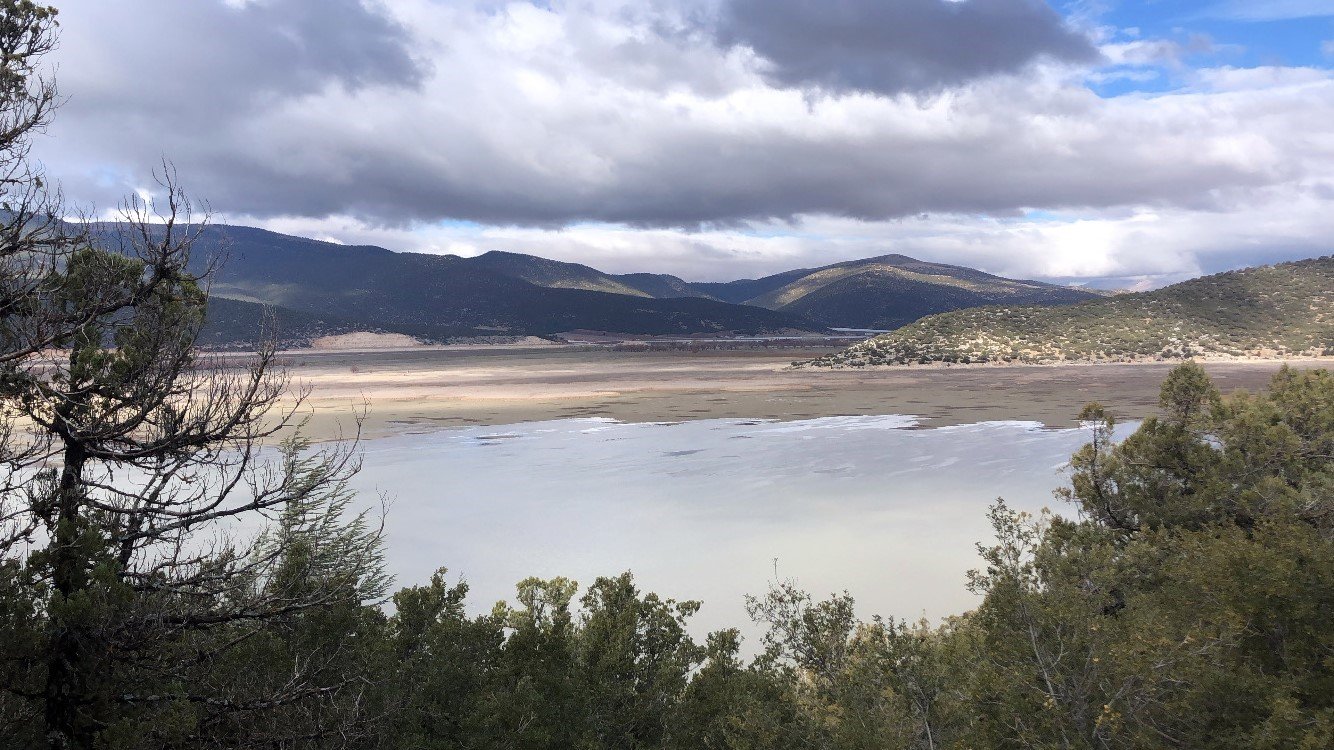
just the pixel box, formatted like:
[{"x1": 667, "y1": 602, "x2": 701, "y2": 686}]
[{"x1": 35, "y1": 0, "x2": 1334, "y2": 286}]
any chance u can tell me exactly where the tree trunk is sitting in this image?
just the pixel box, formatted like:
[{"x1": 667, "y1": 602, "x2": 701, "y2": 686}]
[{"x1": 44, "y1": 440, "x2": 91, "y2": 750}]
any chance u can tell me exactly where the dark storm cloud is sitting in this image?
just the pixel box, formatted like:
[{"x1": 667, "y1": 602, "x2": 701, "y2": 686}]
[
  {"x1": 715, "y1": 0, "x2": 1099, "y2": 95},
  {"x1": 245, "y1": 0, "x2": 426, "y2": 92},
  {"x1": 47, "y1": 0, "x2": 422, "y2": 148},
  {"x1": 41, "y1": 0, "x2": 424, "y2": 212}
]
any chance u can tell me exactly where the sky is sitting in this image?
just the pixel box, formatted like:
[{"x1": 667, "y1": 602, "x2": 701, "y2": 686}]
[{"x1": 33, "y1": 0, "x2": 1334, "y2": 288}]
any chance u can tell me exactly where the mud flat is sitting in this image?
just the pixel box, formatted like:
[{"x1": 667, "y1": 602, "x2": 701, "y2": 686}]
[{"x1": 264, "y1": 346, "x2": 1327, "y2": 440}]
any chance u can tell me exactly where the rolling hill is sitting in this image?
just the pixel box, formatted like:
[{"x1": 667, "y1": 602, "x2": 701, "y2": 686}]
[
  {"x1": 806, "y1": 257, "x2": 1334, "y2": 367},
  {"x1": 726, "y1": 254, "x2": 1099, "y2": 329}
]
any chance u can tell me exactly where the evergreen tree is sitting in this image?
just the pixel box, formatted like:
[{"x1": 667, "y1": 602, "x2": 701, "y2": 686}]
[{"x1": 0, "y1": 4, "x2": 389, "y2": 745}]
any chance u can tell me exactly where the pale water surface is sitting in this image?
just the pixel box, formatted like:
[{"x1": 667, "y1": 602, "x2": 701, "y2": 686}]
[{"x1": 351, "y1": 415, "x2": 1133, "y2": 635}]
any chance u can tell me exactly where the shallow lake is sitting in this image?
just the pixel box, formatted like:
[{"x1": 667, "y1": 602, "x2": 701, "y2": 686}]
[{"x1": 352, "y1": 415, "x2": 1134, "y2": 636}]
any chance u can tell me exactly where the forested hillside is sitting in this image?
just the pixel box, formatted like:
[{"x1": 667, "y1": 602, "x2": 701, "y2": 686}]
[{"x1": 810, "y1": 256, "x2": 1334, "y2": 366}]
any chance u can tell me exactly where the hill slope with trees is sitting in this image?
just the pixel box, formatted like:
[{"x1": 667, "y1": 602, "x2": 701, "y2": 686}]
[
  {"x1": 740, "y1": 253, "x2": 1099, "y2": 329},
  {"x1": 808, "y1": 256, "x2": 1334, "y2": 367}
]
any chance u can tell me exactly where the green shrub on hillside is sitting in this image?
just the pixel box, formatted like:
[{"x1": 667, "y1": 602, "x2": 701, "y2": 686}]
[{"x1": 808, "y1": 257, "x2": 1334, "y2": 367}]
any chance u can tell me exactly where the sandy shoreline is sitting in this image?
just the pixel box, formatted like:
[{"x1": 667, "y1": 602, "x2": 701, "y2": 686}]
[{"x1": 265, "y1": 347, "x2": 1329, "y2": 441}]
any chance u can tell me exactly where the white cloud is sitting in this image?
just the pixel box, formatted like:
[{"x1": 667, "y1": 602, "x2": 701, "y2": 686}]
[
  {"x1": 237, "y1": 177, "x2": 1334, "y2": 288},
  {"x1": 30, "y1": 0, "x2": 1334, "y2": 287},
  {"x1": 1204, "y1": 1, "x2": 1334, "y2": 22},
  {"x1": 1099, "y1": 39, "x2": 1184, "y2": 67}
]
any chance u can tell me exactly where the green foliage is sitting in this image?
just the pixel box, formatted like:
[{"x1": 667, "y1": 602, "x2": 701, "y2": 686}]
[
  {"x1": 668, "y1": 629, "x2": 808, "y2": 750},
  {"x1": 382, "y1": 571, "x2": 501, "y2": 749},
  {"x1": 1066, "y1": 363, "x2": 1331, "y2": 531},
  {"x1": 962, "y1": 363, "x2": 1334, "y2": 748},
  {"x1": 579, "y1": 573, "x2": 703, "y2": 749},
  {"x1": 811, "y1": 257, "x2": 1334, "y2": 366},
  {"x1": 375, "y1": 571, "x2": 764, "y2": 750}
]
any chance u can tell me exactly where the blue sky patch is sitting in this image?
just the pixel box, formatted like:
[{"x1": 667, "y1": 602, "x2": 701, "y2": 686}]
[{"x1": 1067, "y1": 0, "x2": 1334, "y2": 96}]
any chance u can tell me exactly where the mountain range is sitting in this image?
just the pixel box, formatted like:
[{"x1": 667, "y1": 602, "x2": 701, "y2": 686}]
[
  {"x1": 464, "y1": 248, "x2": 1097, "y2": 328},
  {"x1": 97, "y1": 224, "x2": 1101, "y2": 347}
]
